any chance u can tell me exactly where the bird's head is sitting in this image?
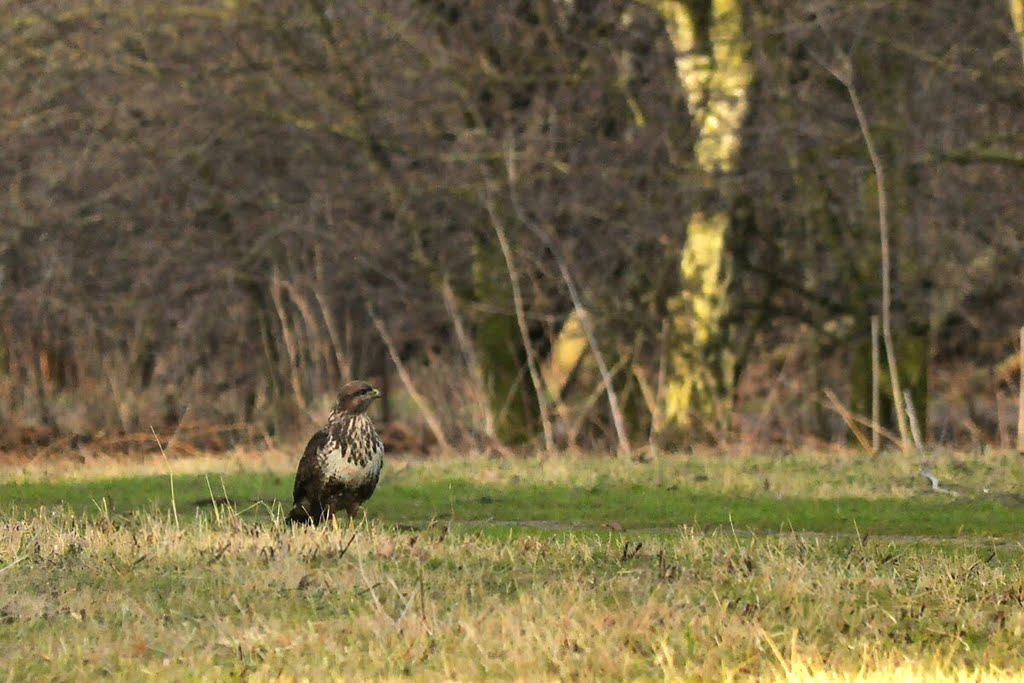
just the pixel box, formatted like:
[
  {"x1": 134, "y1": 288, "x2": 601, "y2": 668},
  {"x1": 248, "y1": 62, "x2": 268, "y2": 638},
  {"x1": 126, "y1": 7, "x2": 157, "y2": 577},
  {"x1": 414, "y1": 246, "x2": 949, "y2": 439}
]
[{"x1": 329, "y1": 380, "x2": 382, "y2": 421}]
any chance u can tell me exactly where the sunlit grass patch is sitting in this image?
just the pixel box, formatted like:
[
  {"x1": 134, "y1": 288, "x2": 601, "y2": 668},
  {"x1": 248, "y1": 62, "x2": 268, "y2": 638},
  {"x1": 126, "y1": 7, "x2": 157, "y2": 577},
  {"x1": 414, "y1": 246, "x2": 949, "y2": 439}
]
[{"x1": 1, "y1": 509, "x2": 1023, "y2": 680}]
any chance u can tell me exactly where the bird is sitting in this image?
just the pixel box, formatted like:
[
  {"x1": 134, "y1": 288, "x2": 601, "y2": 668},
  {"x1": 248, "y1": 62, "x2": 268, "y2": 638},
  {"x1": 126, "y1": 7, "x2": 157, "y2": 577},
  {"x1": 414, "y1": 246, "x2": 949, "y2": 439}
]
[{"x1": 287, "y1": 380, "x2": 384, "y2": 525}]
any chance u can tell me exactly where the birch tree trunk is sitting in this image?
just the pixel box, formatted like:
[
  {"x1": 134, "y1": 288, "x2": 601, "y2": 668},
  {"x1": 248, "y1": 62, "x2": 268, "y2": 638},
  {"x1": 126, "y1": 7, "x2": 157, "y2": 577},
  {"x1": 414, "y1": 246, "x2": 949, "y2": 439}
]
[
  {"x1": 1010, "y1": 0, "x2": 1024, "y2": 71},
  {"x1": 657, "y1": 0, "x2": 753, "y2": 434}
]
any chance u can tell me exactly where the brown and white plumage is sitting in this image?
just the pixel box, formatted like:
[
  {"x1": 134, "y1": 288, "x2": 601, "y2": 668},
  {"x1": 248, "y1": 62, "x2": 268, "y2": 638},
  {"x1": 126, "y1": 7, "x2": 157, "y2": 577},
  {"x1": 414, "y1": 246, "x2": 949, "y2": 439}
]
[{"x1": 287, "y1": 380, "x2": 384, "y2": 525}]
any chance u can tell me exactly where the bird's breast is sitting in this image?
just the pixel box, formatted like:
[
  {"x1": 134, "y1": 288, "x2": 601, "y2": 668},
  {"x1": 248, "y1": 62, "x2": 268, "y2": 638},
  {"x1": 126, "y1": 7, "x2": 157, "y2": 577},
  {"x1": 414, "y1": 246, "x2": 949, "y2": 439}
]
[
  {"x1": 319, "y1": 449, "x2": 370, "y2": 484},
  {"x1": 317, "y1": 418, "x2": 384, "y2": 486}
]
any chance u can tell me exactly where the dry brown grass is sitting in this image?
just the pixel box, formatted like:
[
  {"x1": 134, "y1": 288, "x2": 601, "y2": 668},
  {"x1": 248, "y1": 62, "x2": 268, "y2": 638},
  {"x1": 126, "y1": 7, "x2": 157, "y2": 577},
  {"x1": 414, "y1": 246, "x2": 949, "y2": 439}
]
[
  {"x1": 7, "y1": 444, "x2": 1024, "y2": 502},
  {"x1": 0, "y1": 445, "x2": 296, "y2": 482},
  {"x1": 2, "y1": 502, "x2": 1023, "y2": 680}
]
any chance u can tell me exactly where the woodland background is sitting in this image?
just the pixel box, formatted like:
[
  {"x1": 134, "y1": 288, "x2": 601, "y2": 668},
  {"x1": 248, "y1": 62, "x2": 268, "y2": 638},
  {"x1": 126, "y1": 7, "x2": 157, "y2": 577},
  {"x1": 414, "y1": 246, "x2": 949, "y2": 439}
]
[{"x1": 2, "y1": 0, "x2": 1024, "y2": 455}]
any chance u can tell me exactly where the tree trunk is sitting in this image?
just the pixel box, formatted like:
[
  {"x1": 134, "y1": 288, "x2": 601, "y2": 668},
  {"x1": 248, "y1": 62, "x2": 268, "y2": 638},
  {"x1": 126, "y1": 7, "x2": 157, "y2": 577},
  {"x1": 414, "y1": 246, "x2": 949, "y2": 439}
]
[
  {"x1": 1011, "y1": 0, "x2": 1024, "y2": 71},
  {"x1": 657, "y1": 0, "x2": 753, "y2": 436}
]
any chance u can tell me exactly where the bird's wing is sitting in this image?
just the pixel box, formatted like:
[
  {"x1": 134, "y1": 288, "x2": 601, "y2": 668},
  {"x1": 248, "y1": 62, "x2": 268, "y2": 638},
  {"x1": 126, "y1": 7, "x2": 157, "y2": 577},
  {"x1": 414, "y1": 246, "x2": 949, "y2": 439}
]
[{"x1": 292, "y1": 427, "x2": 329, "y2": 504}]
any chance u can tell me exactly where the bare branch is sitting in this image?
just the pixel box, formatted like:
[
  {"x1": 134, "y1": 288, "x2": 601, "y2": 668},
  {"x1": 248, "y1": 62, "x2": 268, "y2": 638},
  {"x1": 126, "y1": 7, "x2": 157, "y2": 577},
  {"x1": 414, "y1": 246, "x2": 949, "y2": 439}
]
[
  {"x1": 815, "y1": 43, "x2": 912, "y2": 453},
  {"x1": 504, "y1": 140, "x2": 631, "y2": 457},
  {"x1": 823, "y1": 388, "x2": 872, "y2": 454},
  {"x1": 1018, "y1": 325, "x2": 1024, "y2": 454},
  {"x1": 440, "y1": 276, "x2": 496, "y2": 441},
  {"x1": 366, "y1": 305, "x2": 451, "y2": 452},
  {"x1": 269, "y1": 269, "x2": 310, "y2": 415},
  {"x1": 482, "y1": 185, "x2": 556, "y2": 453}
]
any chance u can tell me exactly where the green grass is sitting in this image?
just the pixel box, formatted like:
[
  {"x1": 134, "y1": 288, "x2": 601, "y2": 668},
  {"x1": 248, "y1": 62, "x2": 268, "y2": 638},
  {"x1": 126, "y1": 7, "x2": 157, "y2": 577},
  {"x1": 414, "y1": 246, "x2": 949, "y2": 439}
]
[
  {"x1": 4, "y1": 450, "x2": 1024, "y2": 679},
  {"x1": 2, "y1": 463, "x2": 1023, "y2": 538}
]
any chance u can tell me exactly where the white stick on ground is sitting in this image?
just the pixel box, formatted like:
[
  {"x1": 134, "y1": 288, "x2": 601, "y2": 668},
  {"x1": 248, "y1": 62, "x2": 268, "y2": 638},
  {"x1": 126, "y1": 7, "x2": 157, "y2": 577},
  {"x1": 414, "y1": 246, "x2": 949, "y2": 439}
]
[{"x1": 904, "y1": 390, "x2": 957, "y2": 497}]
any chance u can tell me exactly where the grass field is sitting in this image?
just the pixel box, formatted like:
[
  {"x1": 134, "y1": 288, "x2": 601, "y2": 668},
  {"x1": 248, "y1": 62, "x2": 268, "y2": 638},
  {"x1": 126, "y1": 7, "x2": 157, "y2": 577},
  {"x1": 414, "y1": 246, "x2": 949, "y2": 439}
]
[{"x1": 3, "y1": 448, "x2": 1024, "y2": 680}]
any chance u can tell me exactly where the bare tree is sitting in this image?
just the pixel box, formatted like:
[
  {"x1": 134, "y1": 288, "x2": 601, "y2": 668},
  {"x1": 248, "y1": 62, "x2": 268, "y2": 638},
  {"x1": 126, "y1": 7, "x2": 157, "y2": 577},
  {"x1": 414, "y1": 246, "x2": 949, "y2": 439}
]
[
  {"x1": 2, "y1": 0, "x2": 1024, "y2": 453},
  {"x1": 813, "y1": 44, "x2": 912, "y2": 452}
]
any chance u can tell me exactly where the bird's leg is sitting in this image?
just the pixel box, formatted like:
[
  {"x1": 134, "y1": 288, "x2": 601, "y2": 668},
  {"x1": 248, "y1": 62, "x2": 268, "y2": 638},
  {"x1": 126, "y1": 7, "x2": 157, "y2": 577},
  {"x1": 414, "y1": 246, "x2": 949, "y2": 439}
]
[
  {"x1": 345, "y1": 501, "x2": 362, "y2": 529},
  {"x1": 325, "y1": 501, "x2": 337, "y2": 525}
]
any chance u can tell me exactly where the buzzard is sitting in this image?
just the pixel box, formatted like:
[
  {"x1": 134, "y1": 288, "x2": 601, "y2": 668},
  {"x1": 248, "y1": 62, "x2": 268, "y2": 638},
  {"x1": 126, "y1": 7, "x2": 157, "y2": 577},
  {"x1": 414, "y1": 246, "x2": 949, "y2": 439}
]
[{"x1": 287, "y1": 380, "x2": 384, "y2": 525}]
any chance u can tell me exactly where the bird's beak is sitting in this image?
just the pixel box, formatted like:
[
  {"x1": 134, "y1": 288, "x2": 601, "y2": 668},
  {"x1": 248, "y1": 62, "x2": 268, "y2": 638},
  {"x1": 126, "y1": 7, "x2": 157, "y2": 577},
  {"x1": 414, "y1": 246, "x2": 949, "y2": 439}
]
[{"x1": 370, "y1": 388, "x2": 382, "y2": 400}]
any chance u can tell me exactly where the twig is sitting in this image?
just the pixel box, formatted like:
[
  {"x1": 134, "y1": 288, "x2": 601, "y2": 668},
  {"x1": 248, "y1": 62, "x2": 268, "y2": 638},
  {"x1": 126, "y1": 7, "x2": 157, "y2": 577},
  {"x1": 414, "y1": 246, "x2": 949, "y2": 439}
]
[
  {"x1": 0, "y1": 555, "x2": 26, "y2": 576},
  {"x1": 482, "y1": 184, "x2": 556, "y2": 452},
  {"x1": 151, "y1": 426, "x2": 179, "y2": 530},
  {"x1": 904, "y1": 390, "x2": 924, "y2": 451},
  {"x1": 654, "y1": 318, "x2": 669, "y2": 453},
  {"x1": 752, "y1": 338, "x2": 801, "y2": 443},
  {"x1": 849, "y1": 79, "x2": 911, "y2": 454},
  {"x1": 815, "y1": 387, "x2": 901, "y2": 448},
  {"x1": 165, "y1": 403, "x2": 192, "y2": 455},
  {"x1": 632, "y1": 364, "x2": 660, "y2": 445},
  {"x1": 871, "y1": 315, "x2": 881, "y2": 453},
  {"x1": 996, "y1": 388, "x2": 1009, "y2": 449},
  {"x1": 355, "y1": 551, "x2": 386, "y2": 617},
  {"x1": 337, "y1": 531, "x2": 358, "y2": 560},
  {"x1": 313, "y1": 244, "x2": 352, "y2": 382},
  {"x1": 504, "y1": 139, "x2": 630, "y2": 456},
  {"x1": 277, "y1": 277, "x2": 333, "y2": 386},
  {"x1": 387, "y1": 576, "x2": 418, "y2": 625},
  {"x1": 269, "y1": 267, "x2": 309, "y2": 414},
  {"x1": 366, "y1": 306, "x2": 451, "y2": 452},
  {"x1": 1018, "y1": 325, "x2": 1024, "y2": 453},
  {"x1": 823, "y1": 389, "x2": 872, "y2": 454},
  {"x1": 813, "y1": 45, "x2": 912, "y2": 453},
  {"x1": 566, "y1": 352, "x2": 633, "y2": 447},
  {"x1": 440, "y1": 276, "x2": 496, "y2": 440},
  {"x1": 551, "y1": 273, "x2": 632, "y2": 456},
  {"x1": 205, "y1": 474, "x2": 221, "y2": 525},
  {"x1": 356, "y1": 547, "x2": 416, "y2": 626}
]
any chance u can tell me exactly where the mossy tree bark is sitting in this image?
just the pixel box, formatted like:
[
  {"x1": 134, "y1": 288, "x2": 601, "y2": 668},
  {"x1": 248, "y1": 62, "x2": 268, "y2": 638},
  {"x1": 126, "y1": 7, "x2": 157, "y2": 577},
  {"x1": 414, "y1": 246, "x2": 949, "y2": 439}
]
[{"x1": 538, "y1": 1, "x2": 753, "y2": 442}]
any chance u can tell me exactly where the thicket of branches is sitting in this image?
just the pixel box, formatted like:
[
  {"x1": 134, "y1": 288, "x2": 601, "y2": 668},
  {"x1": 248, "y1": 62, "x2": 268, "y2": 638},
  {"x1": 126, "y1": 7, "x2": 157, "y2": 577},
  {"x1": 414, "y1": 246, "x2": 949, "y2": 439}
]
[{"x1": 2, "y1": 0, "x2": 1023, "y2": 452}]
